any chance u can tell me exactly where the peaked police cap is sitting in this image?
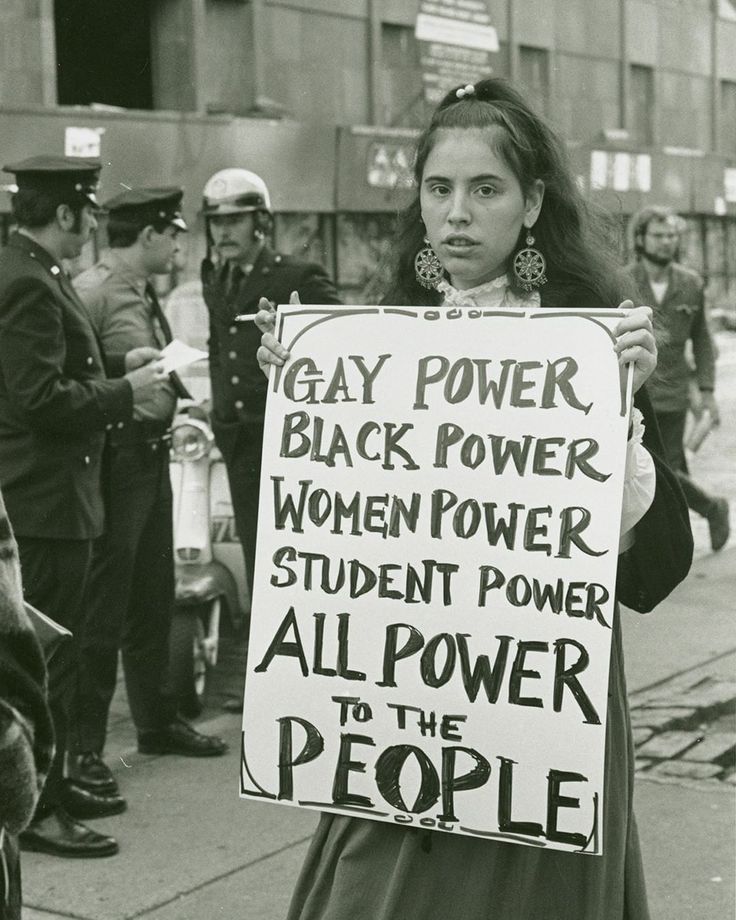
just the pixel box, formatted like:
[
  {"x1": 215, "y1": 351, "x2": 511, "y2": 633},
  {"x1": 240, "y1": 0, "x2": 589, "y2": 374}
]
[
  {"x1": 3, "y1": 155, "x2": 102, "y2": 206},
  {"x1": 103, "y1": 186, "x2": 187, "y2": 231}
]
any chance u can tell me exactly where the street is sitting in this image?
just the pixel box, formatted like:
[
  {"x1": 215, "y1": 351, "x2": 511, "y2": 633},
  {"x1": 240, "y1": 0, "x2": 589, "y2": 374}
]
[{"x1": 22, "y1": 330, "x2": 736, "y2": 920}]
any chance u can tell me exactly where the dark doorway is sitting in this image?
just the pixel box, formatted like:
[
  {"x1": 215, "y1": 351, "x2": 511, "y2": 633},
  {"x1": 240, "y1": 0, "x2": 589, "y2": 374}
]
[{"x1": 55, "y1": 0, "x2": 153, "y2": 109}]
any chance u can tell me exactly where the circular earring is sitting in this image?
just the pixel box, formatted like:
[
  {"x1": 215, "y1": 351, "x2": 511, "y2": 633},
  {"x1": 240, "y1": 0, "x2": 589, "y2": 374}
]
[
  {"x1": 512, "y1": 231, "x2": 547, "y2": 292},
  {"x1": 414, "y1": 237, "x2": 445, "y2": 289}
]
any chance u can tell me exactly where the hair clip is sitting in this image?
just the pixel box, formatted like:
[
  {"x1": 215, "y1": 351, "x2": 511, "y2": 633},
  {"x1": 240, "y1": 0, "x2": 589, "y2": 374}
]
[{"x1": 456, "y1": 84, "x2": 476, "y2": 99}]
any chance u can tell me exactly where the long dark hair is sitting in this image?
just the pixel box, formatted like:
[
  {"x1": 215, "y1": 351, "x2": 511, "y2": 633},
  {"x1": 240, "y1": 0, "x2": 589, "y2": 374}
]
[{"x1": 383, "y1": 77, "x2": 630, "y2": 307}]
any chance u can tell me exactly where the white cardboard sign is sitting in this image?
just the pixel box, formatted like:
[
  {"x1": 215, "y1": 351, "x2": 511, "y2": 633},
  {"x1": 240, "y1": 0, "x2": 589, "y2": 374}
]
[{"x1": 240, "y1": 305, "x2": 631, "y2": 855}]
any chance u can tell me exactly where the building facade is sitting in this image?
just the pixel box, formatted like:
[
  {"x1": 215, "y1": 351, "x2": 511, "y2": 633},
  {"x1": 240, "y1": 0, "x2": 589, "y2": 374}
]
[{"x1": 1, "y1": 0, "x2": 735, "y2": 309}]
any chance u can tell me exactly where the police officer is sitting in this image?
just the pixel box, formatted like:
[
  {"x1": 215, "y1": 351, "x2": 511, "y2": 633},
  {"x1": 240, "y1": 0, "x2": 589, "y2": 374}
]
[
  {"x1": 201, "y1": 169, "x2": 340, "y2": 650},
  {"x1": 0, "y1": 157, "x2": 167, "y2": 858},
  {"x1": 69, "y1": 188, "x2": 227, "y2": 813}
]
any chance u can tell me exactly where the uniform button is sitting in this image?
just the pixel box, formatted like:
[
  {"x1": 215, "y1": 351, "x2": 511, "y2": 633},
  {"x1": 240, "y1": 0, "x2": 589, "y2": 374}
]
[
  {"x1": 229, "y1": 351, "x2": 237, "y2": 360},
  {"x1": 117, "y1": 421, "x2": 125, "y2": 429},
  {"x1": 229, "y1": 325, "x2": 237, "y2": 335},
  {"x1": 151, "y1": 442, "x2": 159, "y2": 451},
  {"x1": 231, "y1": 375, "x2": 240, "y2": 385},
  {"x1": 105, "y1": 423, "x2": 113, "y2": 431},
  {"x1": 235, "y1": 400, "x2": 244, "y2": 410},
  {"x1": 86, "y1": 356, "x2": 94, "y2": 366},
  {"x1": 83, "y1": 455, "x2": 90, "y2": 465}
]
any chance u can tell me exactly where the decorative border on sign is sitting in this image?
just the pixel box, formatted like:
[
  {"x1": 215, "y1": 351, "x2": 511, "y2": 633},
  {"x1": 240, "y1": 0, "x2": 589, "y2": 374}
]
[
  {"x1": 275, "y1": 306, "x2": 631, "y2": 417},
  {"x1": 273, "y1": 308, "x2": 380, "y2": 392},
  {"x1": 251, "y1": 305, "x2": 623, "y2": 848},
  {"x1": 240, "y1": 731, "x2": 276, "y2": 799}
]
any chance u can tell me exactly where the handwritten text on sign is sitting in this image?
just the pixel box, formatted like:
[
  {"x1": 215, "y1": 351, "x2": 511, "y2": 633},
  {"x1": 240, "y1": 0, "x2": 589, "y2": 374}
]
[{"x1": 240, "y1": 306, "x2": 630, "y2": 855}]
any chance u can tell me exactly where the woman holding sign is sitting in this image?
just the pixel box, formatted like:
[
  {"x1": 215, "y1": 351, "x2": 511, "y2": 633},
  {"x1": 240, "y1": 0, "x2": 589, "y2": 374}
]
[{"x1": 255, "y1": 79, "x2": 692, "y2": 920}]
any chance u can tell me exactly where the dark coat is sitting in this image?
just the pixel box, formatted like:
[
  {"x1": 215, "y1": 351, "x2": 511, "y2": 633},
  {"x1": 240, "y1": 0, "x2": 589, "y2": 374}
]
[
  {"x1": 625, "y1": 260, "x2": 715, "y2": 414},
  {"x1": 0, "y1": 489, "x2": 53, "y2": 836},
  {"x1": 285, "y1": 281, "x2": 695, "y2": 920},
  {"x1": 0, "y1": 233, "x2": 133, "y2": 540},
  {"x1": 538, "y1": 281, "x2": 693, "y2": 612},
  {"x1": 615, "y1": 383, "x2": 693, "y2": 610},
  {"x1": 202, "y1": 245, "x2": 340, "y2": 449},
  {"x1": 0, "y1": 485, "x2": 54, "y2": 920}
]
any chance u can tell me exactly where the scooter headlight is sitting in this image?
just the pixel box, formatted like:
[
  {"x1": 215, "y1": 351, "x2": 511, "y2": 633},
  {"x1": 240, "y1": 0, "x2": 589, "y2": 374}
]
[{"x1": 171, "y1": 419, "x2": 214, "y2": 461}]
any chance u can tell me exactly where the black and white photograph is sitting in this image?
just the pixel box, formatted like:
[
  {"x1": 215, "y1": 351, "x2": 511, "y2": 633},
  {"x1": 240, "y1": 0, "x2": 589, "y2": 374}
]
[{"x1": 0, "y1": 2, "x2": 734, "y2": 919}]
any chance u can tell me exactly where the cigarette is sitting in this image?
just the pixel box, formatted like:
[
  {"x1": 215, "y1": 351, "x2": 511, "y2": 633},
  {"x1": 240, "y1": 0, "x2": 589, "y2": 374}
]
[{"x1": 234, "y1": 314, "x2": 258, "y2": 322}]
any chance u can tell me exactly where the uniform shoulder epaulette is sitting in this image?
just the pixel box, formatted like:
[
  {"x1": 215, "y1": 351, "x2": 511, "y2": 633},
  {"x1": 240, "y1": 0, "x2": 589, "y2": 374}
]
[{"x1": 74, "y1": 262, "x2": 112, "y2": 292}]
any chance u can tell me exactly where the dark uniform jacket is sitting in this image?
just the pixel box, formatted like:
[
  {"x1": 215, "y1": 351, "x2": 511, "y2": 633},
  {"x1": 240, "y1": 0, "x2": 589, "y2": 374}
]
[
  {"x1": 626, "y1": 260, "x2": 715, "y2": 414},
  {"x1": 201, "y1": 243, "x2": 340, "y2": 453},
  {"x1": 0, "y1": 233, "x2": 133, "y2": 540}
]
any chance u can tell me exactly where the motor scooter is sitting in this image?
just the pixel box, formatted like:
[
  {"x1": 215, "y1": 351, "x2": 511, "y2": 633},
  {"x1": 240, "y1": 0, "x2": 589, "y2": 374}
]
[{"x1": 168, "y1": 391, "x2": 249, "y2": 716}]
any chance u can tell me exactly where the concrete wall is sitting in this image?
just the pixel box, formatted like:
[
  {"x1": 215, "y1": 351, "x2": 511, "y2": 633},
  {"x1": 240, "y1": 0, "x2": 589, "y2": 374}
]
[
  {"x1": 202, "y1": 0, "x2": 254, "y2": 115},
  {"x1": 151, "y1": 0, "x2": 202, "y2": 112},
  {"x1": 0, "y1": 108, "x2": 336, "y2": 218},
  {"x1": 0, "y1": 0, "x2": 54, "y2": 105},
  {"x1": 262, "y1": 1, "x2": 370, "y2": 124},
  {"x1": 2, "y1": 0, "x2": 734, "y2": 152}
]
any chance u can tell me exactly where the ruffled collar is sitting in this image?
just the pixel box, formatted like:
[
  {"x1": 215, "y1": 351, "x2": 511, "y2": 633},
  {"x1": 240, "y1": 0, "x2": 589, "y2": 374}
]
[{"x1": 436, "y1": 274, "x2": 540, "y2": 310}]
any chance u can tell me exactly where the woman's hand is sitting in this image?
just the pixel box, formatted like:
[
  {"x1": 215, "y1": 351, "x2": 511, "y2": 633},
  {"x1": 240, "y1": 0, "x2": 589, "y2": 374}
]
[
  {"x1": 613, "y1": 302, "x2": 656, "y2": 397},
  {"x1": 255, "y1": 292, "x2": 298, "y2": 379}
]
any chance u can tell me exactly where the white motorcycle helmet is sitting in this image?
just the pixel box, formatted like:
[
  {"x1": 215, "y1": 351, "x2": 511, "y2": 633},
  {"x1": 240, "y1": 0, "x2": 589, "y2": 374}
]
[{"x1": 202, "y1": 168, "x2": 272, "y2": 216}]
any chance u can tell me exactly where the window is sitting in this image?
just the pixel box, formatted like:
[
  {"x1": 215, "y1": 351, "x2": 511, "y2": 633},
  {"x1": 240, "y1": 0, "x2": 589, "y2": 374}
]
[
  {"x1": 55, "y1": 0, "x2": 153, "y2": 109},
  {"x1": 629, "y1": 65, "x2": 654, "y2": 147},
  {"x1": 519, "y1": 46, "x2": 550, "y2": 117},
  {"x1": 381, "y1": 24, "x2": 426, "y2": 127},
  {"x1": 727, "y1": 219, "x2": 736, "y2": 296},
  {"x1": 720, "y1": 81, "x2": 736, "y2": 155}
]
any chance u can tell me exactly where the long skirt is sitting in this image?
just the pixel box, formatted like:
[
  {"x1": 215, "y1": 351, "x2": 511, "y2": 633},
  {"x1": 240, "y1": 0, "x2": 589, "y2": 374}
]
[{"x1": 286, "y1": 612, "x2": 650, "y2": 920}]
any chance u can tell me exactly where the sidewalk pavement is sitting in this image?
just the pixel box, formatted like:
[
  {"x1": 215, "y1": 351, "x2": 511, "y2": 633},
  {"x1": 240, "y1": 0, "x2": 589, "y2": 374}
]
[
  {"x1": 22, "y1": 332, "x2": 736, "y2": 920},
  {"x1": 23, "y1": 633, "x2": 319, "y2": 920},
  {"x1": 623, "y1": 545, "x2": 736, "y2": 920},
  {"x1": 21, "y1": 544, "x2": 736, "y2": 920}
]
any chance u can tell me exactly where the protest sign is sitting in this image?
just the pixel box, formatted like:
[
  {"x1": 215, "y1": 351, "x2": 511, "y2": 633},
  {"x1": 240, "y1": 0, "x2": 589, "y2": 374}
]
[{"x1": 240, "y1": 304, "x2": 631, "y2": 854}]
